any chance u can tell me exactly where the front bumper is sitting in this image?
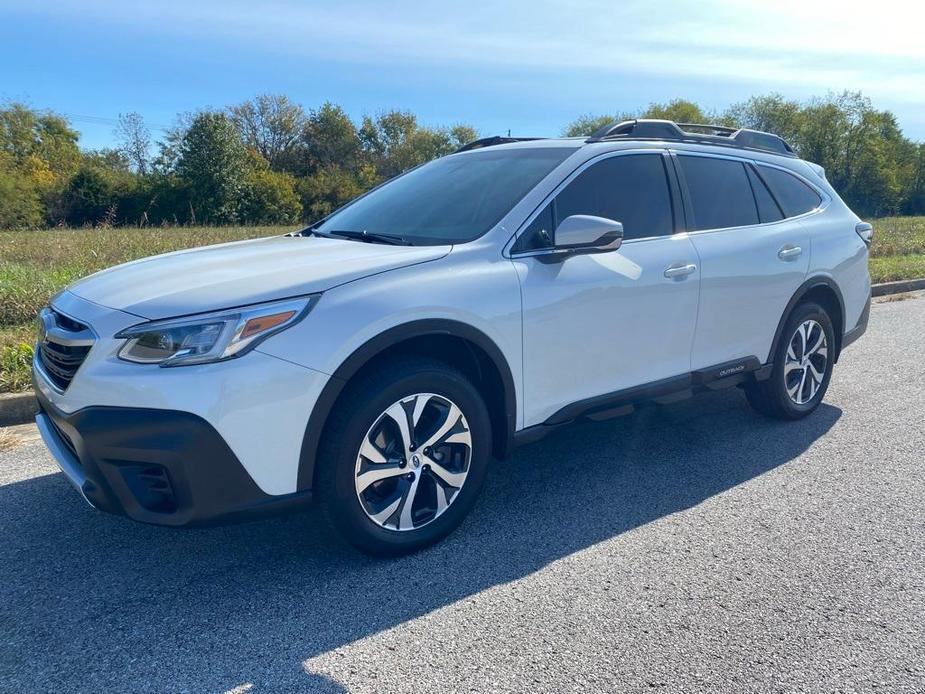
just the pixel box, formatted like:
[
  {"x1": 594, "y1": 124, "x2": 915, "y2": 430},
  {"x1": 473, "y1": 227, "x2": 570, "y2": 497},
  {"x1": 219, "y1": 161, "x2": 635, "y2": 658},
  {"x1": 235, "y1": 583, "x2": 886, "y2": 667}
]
[{"x1": 35, "y1": 388, "x2": 312, "y2": 526}]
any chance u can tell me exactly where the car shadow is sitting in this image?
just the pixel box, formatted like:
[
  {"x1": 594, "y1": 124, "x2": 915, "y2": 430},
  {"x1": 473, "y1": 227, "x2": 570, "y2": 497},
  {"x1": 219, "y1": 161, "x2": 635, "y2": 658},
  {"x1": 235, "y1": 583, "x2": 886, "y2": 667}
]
[{"x1": 0, "y1": 388, "x2": 840, "y2": 692}]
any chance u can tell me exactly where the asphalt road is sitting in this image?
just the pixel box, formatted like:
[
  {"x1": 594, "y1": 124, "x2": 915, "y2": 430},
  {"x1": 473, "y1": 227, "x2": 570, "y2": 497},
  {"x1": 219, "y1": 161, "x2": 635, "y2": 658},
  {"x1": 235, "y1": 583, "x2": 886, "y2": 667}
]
[{"x1": 1, "y1": 295, "x2": 923, "y2": 693}]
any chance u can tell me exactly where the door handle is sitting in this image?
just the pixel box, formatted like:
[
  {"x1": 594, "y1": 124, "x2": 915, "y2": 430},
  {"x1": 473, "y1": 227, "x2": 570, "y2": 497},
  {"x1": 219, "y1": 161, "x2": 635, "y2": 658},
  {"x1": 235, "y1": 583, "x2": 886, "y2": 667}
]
[
  {"x1": 664, "y1": 263, "x2": 697, "y2": 279},
  {"x1": 778, "y1": 244, "x2": 802, "y2": 261}
]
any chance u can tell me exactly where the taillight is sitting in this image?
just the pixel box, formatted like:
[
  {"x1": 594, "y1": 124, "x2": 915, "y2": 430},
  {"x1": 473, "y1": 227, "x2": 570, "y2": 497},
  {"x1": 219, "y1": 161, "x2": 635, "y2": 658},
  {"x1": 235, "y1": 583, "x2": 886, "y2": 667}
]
[{"x1": 855, "y1": 222, "x2": 873, "y2": 246}]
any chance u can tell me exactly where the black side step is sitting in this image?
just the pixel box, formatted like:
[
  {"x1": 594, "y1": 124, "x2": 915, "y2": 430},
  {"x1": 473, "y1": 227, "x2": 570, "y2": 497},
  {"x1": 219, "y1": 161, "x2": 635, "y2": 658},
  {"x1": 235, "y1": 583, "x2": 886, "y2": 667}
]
[{"x1": 513, "y1": 357, "x2": 769, "y2": 448}]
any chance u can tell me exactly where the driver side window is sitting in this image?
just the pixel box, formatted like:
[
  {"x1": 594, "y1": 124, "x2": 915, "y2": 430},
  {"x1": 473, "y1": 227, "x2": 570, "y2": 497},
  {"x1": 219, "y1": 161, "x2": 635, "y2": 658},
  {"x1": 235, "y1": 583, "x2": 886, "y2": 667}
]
[{"x1": 513, "y1": 153, "x2": 674, "y2": 252}]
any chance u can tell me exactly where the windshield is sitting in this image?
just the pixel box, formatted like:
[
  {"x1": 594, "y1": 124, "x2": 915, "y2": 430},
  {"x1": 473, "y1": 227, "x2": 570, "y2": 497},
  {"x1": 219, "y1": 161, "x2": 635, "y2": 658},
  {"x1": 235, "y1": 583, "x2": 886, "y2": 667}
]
[{"x1": 314, "y1": 147, "x2": 576, "y2": 245}]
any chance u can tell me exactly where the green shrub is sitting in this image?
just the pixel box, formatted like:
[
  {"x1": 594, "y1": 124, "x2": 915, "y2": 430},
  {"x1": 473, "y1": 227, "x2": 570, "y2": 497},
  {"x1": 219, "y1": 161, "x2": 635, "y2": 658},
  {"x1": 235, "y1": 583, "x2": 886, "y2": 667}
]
[{"x1": 0, "y1": 342, "x2": 33, "y2": 392}]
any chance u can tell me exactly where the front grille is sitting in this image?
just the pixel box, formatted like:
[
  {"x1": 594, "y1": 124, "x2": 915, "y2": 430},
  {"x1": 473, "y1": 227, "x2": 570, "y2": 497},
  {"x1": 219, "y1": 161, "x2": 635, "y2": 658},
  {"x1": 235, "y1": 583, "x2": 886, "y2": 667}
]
[
  {"x1": 39, "y1": 341, "x2": 91, "y2": 390},
  {"x1": 37, "y1": 308, "x2": 94, "y2": 390}
]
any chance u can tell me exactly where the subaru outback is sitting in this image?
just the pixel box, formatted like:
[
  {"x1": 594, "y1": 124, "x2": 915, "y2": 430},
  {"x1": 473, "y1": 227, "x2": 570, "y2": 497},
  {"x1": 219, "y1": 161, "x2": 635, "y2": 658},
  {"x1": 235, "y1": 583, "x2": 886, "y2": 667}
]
[{"x1": 33, "y1": 119, "x2": 871, "y2": 555}]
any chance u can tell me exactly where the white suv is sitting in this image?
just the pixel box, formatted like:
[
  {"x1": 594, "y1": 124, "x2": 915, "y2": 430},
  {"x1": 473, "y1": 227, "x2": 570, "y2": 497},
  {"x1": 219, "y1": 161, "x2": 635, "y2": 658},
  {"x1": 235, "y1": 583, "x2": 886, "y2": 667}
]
[{"x1": 33, "y1": 120, "x2": 871, "y2": 555}]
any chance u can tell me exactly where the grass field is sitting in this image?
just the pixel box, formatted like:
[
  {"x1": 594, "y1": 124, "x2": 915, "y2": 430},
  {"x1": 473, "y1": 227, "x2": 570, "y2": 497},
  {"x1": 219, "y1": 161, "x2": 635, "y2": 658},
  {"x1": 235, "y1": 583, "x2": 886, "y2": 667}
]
[{"x1": 2, "y1": 218, "x2": 924, "y2": 393}]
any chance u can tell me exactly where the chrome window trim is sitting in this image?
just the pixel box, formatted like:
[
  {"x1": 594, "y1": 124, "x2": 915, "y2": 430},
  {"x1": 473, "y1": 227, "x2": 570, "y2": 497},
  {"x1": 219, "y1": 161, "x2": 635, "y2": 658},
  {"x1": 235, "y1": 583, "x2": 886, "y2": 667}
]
[{"x1": 504, "y1": 148, "x2": 672, "y2": 259}]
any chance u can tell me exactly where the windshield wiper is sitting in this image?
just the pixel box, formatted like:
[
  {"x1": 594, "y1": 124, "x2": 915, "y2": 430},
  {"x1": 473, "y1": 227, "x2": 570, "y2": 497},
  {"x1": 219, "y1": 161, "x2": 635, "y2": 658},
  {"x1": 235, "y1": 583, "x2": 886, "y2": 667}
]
[{"x1": 325, "y1": 230, "x2": 413, "y2": 246}]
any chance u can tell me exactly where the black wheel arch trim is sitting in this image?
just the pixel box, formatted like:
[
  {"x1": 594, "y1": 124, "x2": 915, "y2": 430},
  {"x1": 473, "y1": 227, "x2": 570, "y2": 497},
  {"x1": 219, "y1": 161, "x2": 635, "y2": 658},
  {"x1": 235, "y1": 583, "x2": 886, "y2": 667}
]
[
  {"x1": 768, "y1": 276, "x2": 846, "y2": 364},
  {"x1": 296, "y1": 319, "x2": 517, "y2": 491}
]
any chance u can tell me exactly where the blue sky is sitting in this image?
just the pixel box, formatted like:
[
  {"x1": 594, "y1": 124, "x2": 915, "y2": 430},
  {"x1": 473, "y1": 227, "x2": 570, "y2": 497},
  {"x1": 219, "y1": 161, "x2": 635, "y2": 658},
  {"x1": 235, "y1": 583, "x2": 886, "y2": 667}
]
[{"x1": 2, "y1": 0, "x2": 923, "y2": 150}]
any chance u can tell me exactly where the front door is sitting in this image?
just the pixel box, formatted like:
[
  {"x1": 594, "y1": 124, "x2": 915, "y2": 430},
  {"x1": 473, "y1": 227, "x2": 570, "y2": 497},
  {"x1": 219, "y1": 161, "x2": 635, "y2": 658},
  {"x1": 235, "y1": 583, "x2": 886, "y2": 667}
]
[{"x1": 511, "y1": 151, "x2": 701, "y2": 427}]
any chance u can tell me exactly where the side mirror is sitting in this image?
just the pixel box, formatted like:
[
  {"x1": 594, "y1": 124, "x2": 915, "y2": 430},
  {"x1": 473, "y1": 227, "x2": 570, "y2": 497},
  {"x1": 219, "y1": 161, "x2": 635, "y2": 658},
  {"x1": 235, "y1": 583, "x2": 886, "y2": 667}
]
[{"x1": 554, "y1": 215, "x2": 623, "y2": 255}]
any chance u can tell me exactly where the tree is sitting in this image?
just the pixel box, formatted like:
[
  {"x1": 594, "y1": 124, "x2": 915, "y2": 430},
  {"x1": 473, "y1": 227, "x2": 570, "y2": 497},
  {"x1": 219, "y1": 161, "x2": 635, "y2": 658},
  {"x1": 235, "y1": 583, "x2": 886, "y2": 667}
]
[
  {"x1": 0, "y1": 154, "x2": 43, "y2": 228},
  {"x1": 229, "y1": 94, "x2": 305, "y2": 170},
  {"x1": 298, "y1": 102, "x2": 362, "y2": 176},
  {"x1": 0, "y1": 103, "x2": 81, "y2": 182},
  {"x1": 724, "y1": 94, "x2": 804, "y2": 144},
  {"x1": 641, "y1": 99, "x2": 713, "y2": 123},
  {"x1": 115, "y1": 112, "x2": 151, "y2": 175},
  {"x1": 359, "y1": 110, "x2": 477, "y2": 178},
  {"x1": 0, "y1": 104, "x2": 82, "y2": 226},
  {"x1": 175, "y1": 112, "x2": 251, "y2": 224},
  {"x1": 240, "y1": 156, "x2": 302, "y2": 224}
]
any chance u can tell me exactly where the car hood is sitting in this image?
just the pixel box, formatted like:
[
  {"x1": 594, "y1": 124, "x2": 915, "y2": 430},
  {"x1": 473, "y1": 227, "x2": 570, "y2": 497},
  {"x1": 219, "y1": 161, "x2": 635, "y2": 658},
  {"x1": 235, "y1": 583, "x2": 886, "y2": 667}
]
[{"x1": 66, "y1": 234, "x2": 451, "y2": 319}]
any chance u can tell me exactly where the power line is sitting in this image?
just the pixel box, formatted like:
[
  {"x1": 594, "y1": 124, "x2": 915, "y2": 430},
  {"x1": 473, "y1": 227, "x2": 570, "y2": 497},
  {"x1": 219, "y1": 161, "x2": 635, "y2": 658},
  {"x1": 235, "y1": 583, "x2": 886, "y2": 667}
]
[{"x1": 62, "y1": 112, "x2": 171, "y2": 131}]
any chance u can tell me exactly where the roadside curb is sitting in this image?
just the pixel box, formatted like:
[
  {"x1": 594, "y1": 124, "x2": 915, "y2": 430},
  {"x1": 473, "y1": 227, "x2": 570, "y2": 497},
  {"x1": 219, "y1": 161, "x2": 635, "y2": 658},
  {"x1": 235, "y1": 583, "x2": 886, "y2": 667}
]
[
  {"x1": 0, "y1": 392, "x2": 36, "y2": 428},
  {"x1": 871, "y1": 278, "x2": 925, "y2": 297},
  {"x1": 1, "y1": 277, "x2": 924, "y2": 428}
]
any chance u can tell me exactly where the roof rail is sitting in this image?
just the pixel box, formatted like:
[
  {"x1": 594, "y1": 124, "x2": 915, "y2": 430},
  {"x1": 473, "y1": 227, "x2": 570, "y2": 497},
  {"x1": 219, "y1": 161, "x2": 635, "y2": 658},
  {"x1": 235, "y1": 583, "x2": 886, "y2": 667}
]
[
  {"x1": 455, "y1": 136, "x2": 544, "y2": 153},
  {"x1": 586, "y1": 119, "x2": 795, "y2": 157}
]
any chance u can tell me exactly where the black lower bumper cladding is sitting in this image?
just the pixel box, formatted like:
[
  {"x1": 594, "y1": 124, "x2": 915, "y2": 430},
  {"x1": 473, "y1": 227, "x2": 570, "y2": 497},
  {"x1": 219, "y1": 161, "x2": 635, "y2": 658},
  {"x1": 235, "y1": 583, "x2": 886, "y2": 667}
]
[{"x1": 35, "y1": 390, "x2": 311, "y2": 527}]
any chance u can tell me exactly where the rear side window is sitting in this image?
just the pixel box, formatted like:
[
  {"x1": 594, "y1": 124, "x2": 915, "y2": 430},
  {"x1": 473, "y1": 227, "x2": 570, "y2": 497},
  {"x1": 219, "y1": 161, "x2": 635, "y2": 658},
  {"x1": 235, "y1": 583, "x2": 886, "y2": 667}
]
[
  {"x1": 678, "y1": 156, "x2": 758, "y2": 230},
  {"x1": 746, "y1": 165, "x2": 784, "y2": 223},
  {"x1": 553, "y1": 154, "x2": 674, "y2": 241},
  {"x1": 757, "y1": 165, "x2": 822, "y2": 217}
]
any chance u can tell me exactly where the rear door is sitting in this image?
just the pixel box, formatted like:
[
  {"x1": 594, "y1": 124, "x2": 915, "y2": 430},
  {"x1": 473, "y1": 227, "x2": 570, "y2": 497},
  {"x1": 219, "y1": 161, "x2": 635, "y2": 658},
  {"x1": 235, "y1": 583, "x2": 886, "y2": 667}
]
[{"x1": 675, "y1": 153, "x2": 814, "y2": 369}]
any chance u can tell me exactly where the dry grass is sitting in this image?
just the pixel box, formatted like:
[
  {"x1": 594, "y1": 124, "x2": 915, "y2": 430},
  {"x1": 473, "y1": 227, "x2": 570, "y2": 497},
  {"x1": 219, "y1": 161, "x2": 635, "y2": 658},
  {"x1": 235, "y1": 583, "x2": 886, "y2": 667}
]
[
  {"x1": 869, "y1": 217, "x2": 925, "y2": 258},
  {"x1": 0, "y1": 226, "x2": 292, "y2": 325},
  {"x1": 0, "y1": 427, "x2": 22, "y2": 451}
]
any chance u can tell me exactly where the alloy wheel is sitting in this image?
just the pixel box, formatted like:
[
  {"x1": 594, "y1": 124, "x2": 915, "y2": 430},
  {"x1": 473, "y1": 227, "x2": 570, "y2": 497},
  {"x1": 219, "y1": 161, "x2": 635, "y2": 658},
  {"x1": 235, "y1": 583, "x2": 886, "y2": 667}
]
[
  {"x1": 354, "y1": 393, "x2": 472, "y2": 531},
  {"x1": 784, "y1": 319, "x2": 828, "y2": 405}
]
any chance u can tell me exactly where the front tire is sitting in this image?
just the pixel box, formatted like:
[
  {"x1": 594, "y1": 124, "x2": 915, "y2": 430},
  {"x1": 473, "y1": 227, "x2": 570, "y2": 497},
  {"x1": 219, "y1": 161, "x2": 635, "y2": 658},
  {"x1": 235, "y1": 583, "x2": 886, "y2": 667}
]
[
  {"x1": 746, "y1": 301, "x2": 835, "y2": 420},
  {"x1": 316, "y1": 357, "x2": 492, "y2": 556}
]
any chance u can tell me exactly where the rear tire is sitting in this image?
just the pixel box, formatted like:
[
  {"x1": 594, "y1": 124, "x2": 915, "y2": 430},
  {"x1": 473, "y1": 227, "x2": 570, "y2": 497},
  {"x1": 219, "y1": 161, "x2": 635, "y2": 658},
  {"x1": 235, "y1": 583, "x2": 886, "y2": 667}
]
[
  {"x1": 316, "y1": 357, "x2": 492, "y2": 556},
  {"x1": 745, "y1": 301, "x2": 835, "y2": 420}
]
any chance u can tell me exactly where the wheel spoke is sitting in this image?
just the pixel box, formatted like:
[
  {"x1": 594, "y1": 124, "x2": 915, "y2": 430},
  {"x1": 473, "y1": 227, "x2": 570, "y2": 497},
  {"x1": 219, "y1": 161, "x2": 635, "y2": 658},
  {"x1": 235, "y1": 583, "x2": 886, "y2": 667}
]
[
  {"x1": 384, "y1": 401, "x2": 413, "y2": 454},
  {"x1": 369, "y1": 497, "x2": 402, "y2": 525},
  {"x1": 443, "y1": 430, "x2": 471, "y2": 445},
  {"x1": 411, "y1": 394, "x2": 432, "y2": 426},
  {"x1": 420, "y1": 403, "x2": 462, "y2": 450},
  {"x1": 807, "y1": 360, "x2": 825, "y2": 384},
  {"x1": 807, "y1": 373, "x2": 819, "y2": 400},
  {"x1": 426, "y1": 456, "x2": 467, "y2": 488},
  {"x1": 784, "y1": 361, "x2": 801, "y2": 376},
  {"x1": 356, "y1": 464, "x2": 405, "y2": 493},
  {"x1": 434, "y1": 480, "x2": 449, "y2": 515},
  {"x1": 806, "y1": 327, "x2": 825, "y2": 356},
  {"x1": 796, "y1": 322, "x2": 808, "y2": 359},
  {"x1": 786, "y1": 373, "x2": 802, "y2": 401},
  {"x1": 398, "y1": 475, "x2": 420, "y2": 530},
  {"x1": 359, "y1": 436, "x2": 387, "y2": 464}
]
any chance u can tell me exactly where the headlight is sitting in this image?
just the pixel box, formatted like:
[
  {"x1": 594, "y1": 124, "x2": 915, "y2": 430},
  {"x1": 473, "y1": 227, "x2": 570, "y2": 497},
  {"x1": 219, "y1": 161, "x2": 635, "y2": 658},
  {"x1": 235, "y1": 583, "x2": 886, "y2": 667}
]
[{"x1": 115, "y1": 295, "x2": 318, "y2": 367}]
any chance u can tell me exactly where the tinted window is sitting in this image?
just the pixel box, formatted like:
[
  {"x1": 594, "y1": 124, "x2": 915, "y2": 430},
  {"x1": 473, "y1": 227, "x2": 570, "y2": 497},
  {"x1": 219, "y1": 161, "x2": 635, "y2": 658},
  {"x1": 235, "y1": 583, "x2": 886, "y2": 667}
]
[
  {"x1": 514, "y1": 203, "x2": 554, "y2": 252},
  {"x1": 554, "y1": 154, "x2": 673, "y2": 241},
  {"x1": 315, "y1": 147, "x2": 575, "y2": 245},
  {"x1": 746, "y1": 165, "x2": 784, "y2": 223},
  {"x1": 758, "y1": 166, "x2": 822, "y2": 217},
  {"x1": 678, "y1": 156, "x2": 758, "y2": 230}
]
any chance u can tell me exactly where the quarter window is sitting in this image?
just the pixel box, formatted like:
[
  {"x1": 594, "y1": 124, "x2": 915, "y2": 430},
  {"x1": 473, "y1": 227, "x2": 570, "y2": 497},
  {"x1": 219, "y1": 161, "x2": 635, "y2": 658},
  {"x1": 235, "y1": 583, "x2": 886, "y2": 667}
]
[
  {"x1": 678, "y1": 156, "x2": 758, "y2": 230},
  {"x1": 746, "y1": 165, "x2": 784, "y2": 223},
  {"x1": 757, "y1": 165, "x2": 822, "y2": 217}
]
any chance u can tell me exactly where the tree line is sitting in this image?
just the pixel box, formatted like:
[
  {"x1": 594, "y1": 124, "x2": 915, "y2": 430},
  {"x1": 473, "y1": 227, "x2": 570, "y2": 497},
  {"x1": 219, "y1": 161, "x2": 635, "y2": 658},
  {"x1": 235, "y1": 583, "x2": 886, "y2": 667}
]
[{"x1": 1, "y1": 91, "x2": 923, "y2": 229}]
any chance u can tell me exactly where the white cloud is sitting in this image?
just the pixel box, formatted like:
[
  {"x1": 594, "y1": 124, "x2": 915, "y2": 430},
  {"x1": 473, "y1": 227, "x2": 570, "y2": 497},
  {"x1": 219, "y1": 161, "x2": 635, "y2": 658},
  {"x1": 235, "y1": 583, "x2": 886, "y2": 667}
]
[{"x1": 7, "y1": 0, "x2": 925, "y2": 109}]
